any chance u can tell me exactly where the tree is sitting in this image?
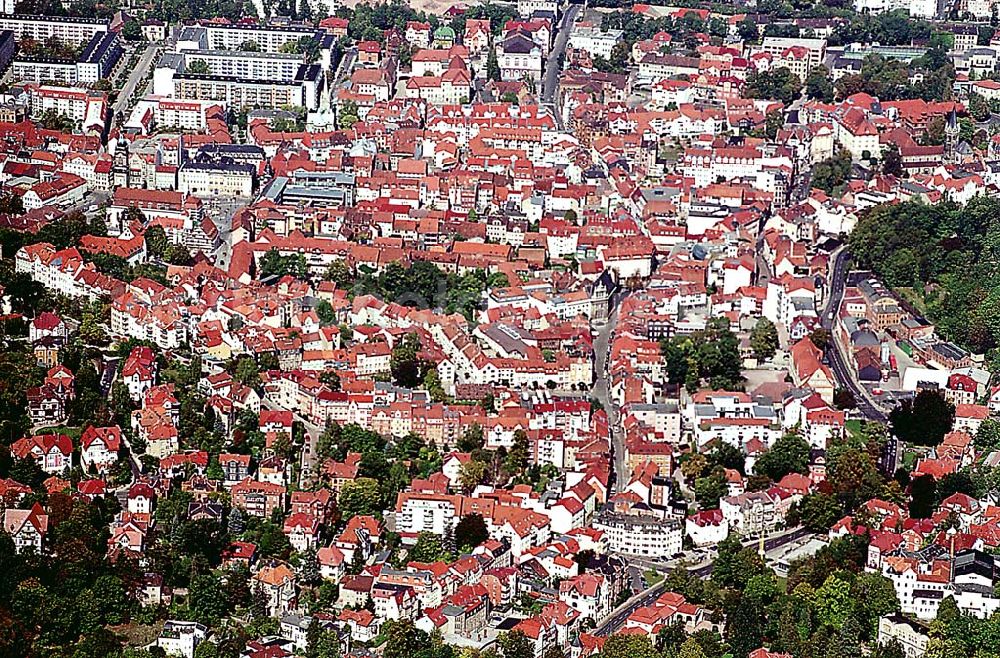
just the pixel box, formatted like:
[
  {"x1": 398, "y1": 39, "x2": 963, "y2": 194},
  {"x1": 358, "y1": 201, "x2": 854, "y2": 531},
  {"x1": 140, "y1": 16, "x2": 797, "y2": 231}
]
[
  {"x1": 390, "y1": 332, "x2": 430, "y2": 388},
  {"x1": 694, "y1": 468, "x2": 728, "y2": 509},
  {"x1": 0, "y1": 191, "x2": 25, "y2": 215},
  {"x1": 908, "y1": 473, "x2": 937, "y2": 518},
  {"x1": 228, "y1": 506, "x2": 246, "y2": 535},
  {"x1": 325, "y1": 261, "x2": 353, "y2": 291},
  {"x1": 500, "y1": 630, "x2": 535, "y2": 658},
  {"x1": 306, "y1": 620, "x2": 341, "y2": 658},
  {"x1": 338, "y1": 477, "x2": 382, "y2": 518},
  {"x1": 315, "y1": 300, "x2": 335, "y2": 326},
  {"x1": 409, "y1": 530, "x2": 448, "y2": 563},
  {"x1": 792, "y1": 492, "x2": 844, "y2": 532},
  {"x1": 765, "y1": 110, "x2": 785, "y2": 140},
  {"x1": 744, "y1": 67, "x2": 802, "y2": 104},
  {"x1": 240, "y1": 39, "x2": 261, "y2": 51},
  {"x1": 754, "y1": 432, "x2": 810, "y2": 481},
  {"x1": 709, "y1": 442, "x2": 744, "y2": 474},
  {"x1": 165, "y1": 243, "x2": 193, "y2": 266},
  {"x1": 121, "y1": 20, "x2": 143, "y2": 41},
  {"x1": 189, "y1": 573, "x2": 229, "y2": 626},
  {"x1": 660, "y1": 317, "x2": 744, "y2": 393},
  {"x1": 506, "y1": 429, "x2": 530, "y2": 478},
  {"x1": 543, "y1": 646, "x2": 567, "y2": 658},
  {"x1": 812, "y1": 151, "x2": 853, "y2": 193},
  {"x1": 599, "y1": 632, "x2": 660, "y2": 658},
  {"x1": 195, "y1": 642, "x2": 221, "y2": 658},
  {"x1": 383, "y1": 620, "x2": 426, "y2": 658},
  {"x1": 737, "y1": 16, "x2": 758, "y2": 42},
  {"x1": 338, "y1": 99, "x2": 359, "y2": 129},
  {"x1": 805, "y1": 66, "x2": 835, "y2": 102},
  {"x1": 851, "y1": 572, "x2": 899, "y2": 636},
  {"x1": 187, "y1": 59, "x2": 210, "y2": 74},
  {"x1": 486, "y1": 48, "x2": 500, "y2": 81},
  {"x1": 750, "y1": 318, "x2": 779, "y2": 361},
  {"x1": 454, "y1": 513, "x2": 489, "y2": 550},
  {"x1": 38, "y1": 108, "x2": 75, "y2": 132},
  {"x1": 889, "y1": 389, "x2": 955, "y2": 446},
  {"x1": 681, "y1": 453, "x2": 708, "y2": 481},
  {"x1": 678, "y1": 638, "x2": 708, "y2": 658},
  {"x1": 259, "y1": 249, "x2": 307, "y2": 280},
  {"x1": 828, "y1": 446, "x2": 884, "y2": 513},
  {"x1": 876, "y1": 640, "x2": 905, "y2": 658},
  {"x1": 457, "y1": 423, "x2": 484, "y2": 452},
  {"x1": 231, "y1": 356, "x2": 260, "y2": 388},
  {"x1": 299, "y1": 547, "x2": 320, "y2": 585},
  {"x1": 808, "y1": 327, "x2": 832, "y2": 350},
  {"x1": 834, "y1": 388, "x2": 857, "y2": 410},
  {"x1": 815, "y1": 573, "x2": 854, "y2": 630},
  {"x1": 882, "y1": 144, "x2": 904, "y2": 177},
  {"x1": 926, "y1": 115, "x2": 946, "y2": 145},
  {"x1": 976, "y1": 418, "x2": 1000, "y2": 451},
  {"x1": 144, "y1": 225, "x2": 167, "y2": 260},
  {"x1": 969, "y1": 92, "x2": 991, "y2": 121},
  {"x1": 458, "y1": 460, "x2": 487, "y2": 494}
]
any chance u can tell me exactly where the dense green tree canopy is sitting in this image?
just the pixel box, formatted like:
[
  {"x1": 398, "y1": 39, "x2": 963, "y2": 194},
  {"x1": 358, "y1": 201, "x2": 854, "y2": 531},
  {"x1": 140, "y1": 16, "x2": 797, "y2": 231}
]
[{"x1": 849, "y1": 198, "x2": 1000, "y2": 358}]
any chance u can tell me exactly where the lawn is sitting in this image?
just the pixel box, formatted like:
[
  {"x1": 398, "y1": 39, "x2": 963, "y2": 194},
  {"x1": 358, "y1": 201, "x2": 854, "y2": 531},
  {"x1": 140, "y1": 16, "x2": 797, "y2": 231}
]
[
  {"x1": 644, "y1": 569, "x2": 664, "y2": 586},
  {"x1": 35, "y1": 426, "x2": 82, "y2": 439},
  {"x1": 845, "y1": 419, "x2": 863, "y2": 439}
]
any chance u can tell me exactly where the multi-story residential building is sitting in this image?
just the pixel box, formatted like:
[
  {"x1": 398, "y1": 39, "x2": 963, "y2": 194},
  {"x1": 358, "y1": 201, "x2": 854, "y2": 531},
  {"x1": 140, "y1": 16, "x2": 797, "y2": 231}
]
[
  {"x1": 232, "y1": 479, "x2": 287, "y2": 518},
  {"x1": 852, "y1": 0, "x2": 936, "y2": 18},
  {"x1": 517, "y1": 0, "x2": 558, "y2": 16},
  {"x1": 200, "y1": 23, "x2": 328, "y2": 59},
  {"x1": 253, "y1": 562, "x2": 298, "y2": 616},
  {"x1": 592, "y1": 511, "x2": 682, "y2": 559},
  {"x1": 158, "y1": 64, "x2": 322, "y2": 110},
  {"x1": 175, "y1": 49, "x2": 306, "y2": 82},
  {"x1": 394, "y1": 492, "x2": 463, "y2": 536},
  {"x1": 0, "y1": 14, "x2": 108, "y2": 41},
  {"x1": 12, "y1": 30, "x2": 122, "y2": 85},
  {"x1": 558, "y1": 573, "x2": 610, "y2": 625},
  {"x1": 720, "y1": 488, "x2": 797, "y2": 536},
  {"x1": 403, "y1": 68, "x2": 472, "y2": 106},
  {"x1": 0, "y1": 29, "x2": 13, "y2": 72}
]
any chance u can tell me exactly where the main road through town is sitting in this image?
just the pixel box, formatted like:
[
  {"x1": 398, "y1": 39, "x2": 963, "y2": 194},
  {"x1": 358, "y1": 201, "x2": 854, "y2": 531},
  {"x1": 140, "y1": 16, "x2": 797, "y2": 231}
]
[
  {"x1": 540, "y1": 4, "x2": 581, "y2": 130},
  {"x1": 592, "y1": 527, "x2": 814, "y2": 637},
  {"x1": 821, "y1": 249, "x2": 887, "y2": 422},
  {"x1": 114, "y1": 44, "x2": 159, "y2": 115}
]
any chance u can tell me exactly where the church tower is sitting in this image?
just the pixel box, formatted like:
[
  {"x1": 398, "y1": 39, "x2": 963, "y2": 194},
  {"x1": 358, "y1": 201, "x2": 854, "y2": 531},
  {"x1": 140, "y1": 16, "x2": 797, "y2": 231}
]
[
  {"x1": 944, "y1": 108, "x2": 959, "y2": 164},
  {"x1": 113, "y1": 138, "x2": 130, "y2": 188}
]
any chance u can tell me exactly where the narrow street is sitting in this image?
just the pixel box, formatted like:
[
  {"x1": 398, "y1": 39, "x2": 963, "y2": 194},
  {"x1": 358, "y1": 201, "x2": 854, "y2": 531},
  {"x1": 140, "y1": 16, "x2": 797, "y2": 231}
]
[
  {"x1": 261, "y1": 398, "x2": 324, "y2": 487},
  {"x1": 591, "y1": 289, "x2": 626, "y2": 493}
]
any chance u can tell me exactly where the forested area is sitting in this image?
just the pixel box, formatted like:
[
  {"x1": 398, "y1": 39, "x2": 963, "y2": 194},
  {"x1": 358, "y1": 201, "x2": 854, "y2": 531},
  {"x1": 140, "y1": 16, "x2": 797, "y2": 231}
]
[{"x1": 848, "y1": 198, "x2": 1000, "y2": 360}]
